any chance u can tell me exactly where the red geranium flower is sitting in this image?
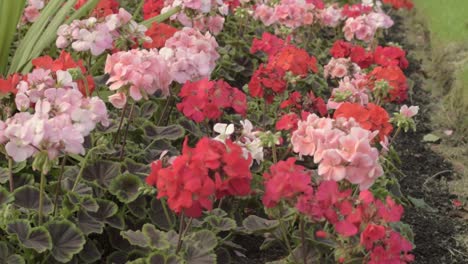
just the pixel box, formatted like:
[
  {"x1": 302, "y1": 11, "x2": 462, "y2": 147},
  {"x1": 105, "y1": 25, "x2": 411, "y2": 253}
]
[
  {"x1": 251, "y1": 32, "x2": 289, "y2": 57},
  {"x1": 75, "y1": 0, "x2": 119, "y2": 18},
  {"x1": 143, "y1": 0, "x2": 164, "y2": 20},
  {"x1": 248, "y1": 63, "x2": 287, "y2": 103},
  {"x1": 382, "y1": 0, "x2": 414, "y2": 10},
  {"x1": 269, "y1": 45, "x2": 318, "y2": 76},
  {"x1": 333, "y1": 102, "x2": 393, "y2": 141},
  {"x1": 374, "y1": 46, "x2": 409, "y2": 69},
  {"x1": 144, "y1": 23, "x2": 178, "y2": 49},
  {"x1": 0, "y1": 74, "x2": 21, "y2": 95},
  {"x1": 368, "y1": 66, "x2": 408, "y2": 103}
]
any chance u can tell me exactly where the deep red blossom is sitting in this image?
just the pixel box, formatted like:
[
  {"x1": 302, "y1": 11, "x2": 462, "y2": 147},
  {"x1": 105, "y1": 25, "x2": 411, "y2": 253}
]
[
  {"x1": 144, "y1": 23, "x2": 178, "y2": 49},
  {"x1": 368, "y1": 66, "x2": 408, "y2": 102},
  {"x1": 334, "y1": 102, "x2": 393, "y2": 141},
  {"x1": 0, "y1": 74, "x2": 21, "y2": 95},
  {"x1": 330, "y1": 41, "x2": 374, "y2": 68},
  {"x1": 306, "y1": 0, "x2": 325, "y2": 9},
  {"x1": 342, "y1": 4, "x2": 372, "y2": 18},
  {"x1": 269, "y1": 46, "x2": 318, "y2": 76},
  {"x1": 251, "y1": 32, "x2": 288, "y2": 57},
  {"x1": 361, "y1": 224, "x2": 387, "y2": 250},
  {"x1": 143, "y1": 0, "x2": 164, "y2": 20},
  {"x1": 32, "y1": 51, "x2": 95, "y2": 96},
  {"x1": 276, "y1": 113, "x2": 300, "y2": 131},
  {"x1": 382, "y1": 0, "x2": 414, "y2": 10},
  {"x1": 330, "y1": 40, "x2": 353, "y2": 58},
  {"x1": 177, "y1": 78, "x2": 247, "y2": 123},
  {"x1": 374, "y1": 46, "x2": 409, "y2": 69},
  {"x1": 75, "y1": 0, "x2": 119, "y2": 18},
  {"x1": 146, "y1": 137, "x2": 252, "y2": 218},
  {"x1": 262, "y1": 158, "x2": 312, "y2": 208},
  {"x1": 248, "y1": 63, "x2": 287, "y2": 103}
]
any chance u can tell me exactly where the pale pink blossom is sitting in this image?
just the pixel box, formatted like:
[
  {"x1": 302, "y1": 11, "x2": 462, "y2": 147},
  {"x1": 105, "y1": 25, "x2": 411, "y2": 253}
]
[{"x1": 399, "y1": 105, "x2": 419, "y2": 118}]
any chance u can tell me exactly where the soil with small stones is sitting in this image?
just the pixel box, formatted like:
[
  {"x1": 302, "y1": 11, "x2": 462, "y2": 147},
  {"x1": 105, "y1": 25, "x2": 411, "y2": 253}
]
[{"x1": 388, "y1": 13, "x2": 468, "y2": 264}]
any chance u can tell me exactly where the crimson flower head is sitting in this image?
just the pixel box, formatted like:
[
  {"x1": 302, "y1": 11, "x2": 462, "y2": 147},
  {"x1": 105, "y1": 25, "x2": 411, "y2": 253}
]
[
  {"x1": 248, "y1": 63, "x2": 287, "y2": 103},
  {"x1": 251, "y1": 32, "x2": 288, "y2": 57},
  {"x1": 269, "y1": 45, "x2": 318, "y2": 76},
  {"x1": 144, "y1": 23, "x2": 178, "y2": 49},
  {"x1": 342, "y1": 4, "x2": 372, "y2": 18},
  {"x1": 368, "y1": 66, "x2": 408, "y2": 103},
  {"x1": 143, "y1": 0, "x2": 164, "y2": 20},
  {"x1": 75, "y1": 0, "x2": 119, "y2": 18},
  {"x1": 382, "y1": 0, "x2": 414, "y2": 10},
  {"x1": 146, "y1": 137, "x2": 252, "y2": 218},
  {"x1": 374, "y1": 46, "x2": 409, "y2": 69},
  {"x1": 262, "y1": 158, "x2": 312, "y2": 208},
  {"x1": 177, "y1": 78, "x2": 247, "y2": 123}
]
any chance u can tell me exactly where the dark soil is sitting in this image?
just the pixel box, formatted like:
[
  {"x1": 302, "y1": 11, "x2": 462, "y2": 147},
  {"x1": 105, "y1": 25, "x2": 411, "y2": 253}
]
[{"x1": 389, "y1": 13, "x2": 468, "y2": 264}]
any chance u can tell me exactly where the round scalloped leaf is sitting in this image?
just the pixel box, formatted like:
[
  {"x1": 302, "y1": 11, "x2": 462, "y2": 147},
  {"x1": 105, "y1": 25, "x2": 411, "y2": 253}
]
[
  {"x1": 142, "y1": 224, "x2": 170, "y2": 250},
  {"x1": 148, "y1": 253, "x2": 166, "y2": 264},
  {"x1": 121, "y1": 229, "x2": 149, "y2": 248},
  {"x1": 6, "y1": 220, "x2": 29, "y2": 241},
  {"x1": 148, "y1": 198, "x2": 175, "y2": 230},
  {"x1": 185, "y1": 244, "x2": 217, "y2": 264},
  {"x1": 143, "y1": 124, "x2": 185, "y2": 141},
  {"x1": 188, "y1": 230, "x2": 217, "y2": 252},
  {"x1": 106, "y1": 251, "x2": 128, "y2": 264},
  {"x1": 78, "y1": 240, "x2": 102, "y2": 263},
  {"x1": 82, "y1": 160, "x2": 121, "y2": 188},
  {"x1": 88, "y1": 199, "x2": 118, "y2": 220},
  {"x1": 47, "y1": 220, "x2": 86, "y2": 263},
  {"x1": 0, "y1": 167, "x2": 8, "y2": 184},
  {"x1": 6, "y1": 255, "x2": 25, "y2": 264},
  {"x1": 109, "y1": 173, "x2": 142, "y2": 203},
  {"x1": 127, "y1": 196, "x2": 147, "y2": 219},
  {"x1": 13, "y1": 186, "x2": 53, "y2": 214},
  {"x1": 80, "y1": 196, "x2": 99, "y2": 212},
  {"x1": 0, "y1": 187, "x2": 13, "y2": 206},
  {"x1": 23, "y1": 227, "x2": 52, "y2": 253},
  {"x1": 242, "y1": 215, "x2": 279, "y2": 233},
  {"x1": 77, "y1": 209, "x2": 104, "y2": 235},
  {"x1": 205, "y1": 216, "x2": 236, "y2": 232}
]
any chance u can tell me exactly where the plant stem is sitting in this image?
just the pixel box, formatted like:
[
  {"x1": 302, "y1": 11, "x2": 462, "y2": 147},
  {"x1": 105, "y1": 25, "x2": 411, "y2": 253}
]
[
  {"x1": 300, "y1": 217, "x2": 308, "y2": 264},
  {"x1": 71, "y1": 146, "x2": 96, "y2": 192},
  {"x1": 133, "y1": 0, "x2": 145, "y2": 17},
  {"x1": 272, "y1": 143, "x2": 278, "y2": 163},
  {"x1": 53, "y1": 155, "x2": 67, "y2": 216},
  {"x1": 119, "y1": 102, "x2": 135, "y2": 161},
  {"x1": 176, "y1": 215, "x2": 193, "y2": 255},
  {"x1": 279, "y1": 219, "x2": 298, "y2": 263},
  {"x1": 113, "y1": 101, "x2": 129, "y2": 147},
  {"x1": 161, "y1": 199, "x2": 173, "y2": 228},
  {"x1": 176, "y1": 213, "x2": 185, "y2": 254},
  {"x1": 38, "y1": 170, "x2": 46, "y2": 225},
  {"x1": 389, "y1": 127, "x2": 401, "y2": 146},
  {"x1": 8, "y1": 157, "x2": 14, "y2": 192}
]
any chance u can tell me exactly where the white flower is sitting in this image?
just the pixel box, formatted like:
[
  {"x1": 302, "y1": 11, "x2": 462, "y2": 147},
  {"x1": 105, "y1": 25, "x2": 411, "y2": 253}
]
[{"x1": 213, "y1": 123, "x2": 235, "y2": 142}]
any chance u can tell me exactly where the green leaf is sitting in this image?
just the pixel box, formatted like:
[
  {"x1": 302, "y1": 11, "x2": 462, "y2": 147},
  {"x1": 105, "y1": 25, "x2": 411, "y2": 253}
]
[
  {"x1": 149, "y1": 198, "x2": 175, "y2": 230},
  {"x1": 78, "y1": 240, "x2": 102, "y2": 263},
  {"x1": 139, "y1": 101, "x2": 159, "y2": 119},
  {"x1": 143, "y1": 124, "x2": 185, "y2": 141},
  {"x1": 127, "y1": 196, "x2": 147, "y2": 219},
  {"x1": 422, "y1": 133, "x2": 441, "y2": 143},
  {"x1": 109, "y1": 173, "x2": 142, "y2": 203},
  {"x1": 47, "y1": 220, "x2": 86, "y2": 263},
  {"x1": 142, "y1": 6, "x2": 182, "y2": 27},
  {"x1": 127, "y1": 258, "x2": 147, "y2": 264},
  {"x1": 242, "y1": 215, "x2": 279, "y2": 233},
  {"x1": 6, "y1": 255, "x2": 25, "y2": 264},
  {"x1": 77, "y1": 209, "x2": 104, "y2": 235},
  {"x1": 0, "y1": 186, "x2": 13, "y2": 206},
  {"x1": 0, "y1": 241, "x2": 8, "y2": 260},
  {"x1": 148, "y1": 253, "x2": 166, "y2": 264},
  {"x1": 0, "y1": 167, "x2": 8, "y2": 184},
  {"x1": 6, "y1": 220, "x2": 52, "y2": 253},
  {"x1": 185, "y1": 244, "x2": 217, "y2": 264},
  {"x1": 0, "y1": 0, "x2": 25, "y2": 74},
  {"x1": 83, "y1": 160, "x2": 121, "y2": 188},
  {"x1": 215, "y1": 248, "x2": 231, "y2": 264},
  {"x1": 13, "y1": 186, "x2": 53, "y2": 214},
  {"x1": 106, "y1": 251, "x2": 128, "y2": 264},
  {"x1": 121, "y1": 229, "x2": 149, "y2": 248},
  {"x1": 81, "y1": 196, "x2": 99, "y2": 212},
  {"x1": 142, "y1": 224, "x2": 170, "y2": 250},
  {"x1": 89, "y1": 199, "x2": 118, "y2": 220},
  {"x1": 125, "y1": 159, "x2": 151, "y2": 175},
  {"x1": 205, "y1": 216, "x2": 237, "y2": 232},
  {"x1": 23, "y1": 227, "x2": 53, "y2": 253},
  {"x1": 407, "y1": 196, "x2": 438, "y2": 213},
  {"x1": 66, "y1": 0, "x2": 100, "y2": 23},
  {"x1": 104, "y1": 212, "x2": 125, "y2": 230}
]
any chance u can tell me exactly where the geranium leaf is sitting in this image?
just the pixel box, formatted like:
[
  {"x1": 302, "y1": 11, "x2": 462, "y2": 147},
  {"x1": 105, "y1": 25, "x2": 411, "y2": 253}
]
[
  {"x1": 6, "y1": 220, "x2": 29, "y2": 241},
  {"x1": 6, "y1": 255, "x2": 25, "y2": 264},
  {"x1": 185, "y1": 244, "x2": 217, "y2": 264},
  {"x1": 109, "y1": 173, "x2": 142, "y2": 203},
  {"x1": 13, "y1": 186, "x2": 53, "y2": 214},
  {"x1": 47, "y1": 220, "x2": 86, "y2": 263},
  {"x1": 78, "y1": 240, "x2": 102, "y2": 263},
  {"x1": 124, "y1": 159, "x2": 151, "y2": 175},
  {"x1": 142, "y1": 224, "x2": 170, "y2": 250},
  {"x1": 147, "y1": 253, "x2": 166, "y2": 264},
  {"x1": 106, "y1": 251, "x2": 128, "y2": 264},
  {"x1": 77, "y1": 209, "x2": 104, "y2": 235},
  {"x1": 127, "y1": 196, "x2": 147, "y2": 219},
  {"x1": 0, "y1": 167, "x2": 8, "y2": 184},
  {"x1": 205, "y1": 216, "x2": 237, "y2": 232},
  {"x1": 242, "y1": 215, "x2": 279, "y2": 233},
  {"x1": 23, "y1": 227, "x2": 52, "y2": 253},
  {"x1": 83, "y1": 160, "x2": 121, "y2": 188},
  {"x1": 148, "y1": 198, "x2": 175, "y2": 230},
  {"x1": 215, "y1": 248, "x2": 231, "y2": 264},
  {"x1": 187, "y1": 230, "x2": 217, "y2": 251},
  {"x1": 121, "y1": 229, "x2": 149, "y2": 248},
  {"x1": 143, "y1": 124, "x2": 185, "y2": 141},
  {"x1": 88, "y1": 199, "x2": 118, "y2": 220},
  {"x1": 104, "y1": 212, "x2": 125, "y2": 230},
  {"x1": 80, "y1": 196, "x2": 99, "y2": 212},
  {"x1": 0, "y1": 241, "x2": 8, "y2": 260},
  {"x1": 139, "y1": 101, "x2": 159, "y2": 119},
  {"x1": 0, "y1": 186, "x2": 13, "y2": 206}
]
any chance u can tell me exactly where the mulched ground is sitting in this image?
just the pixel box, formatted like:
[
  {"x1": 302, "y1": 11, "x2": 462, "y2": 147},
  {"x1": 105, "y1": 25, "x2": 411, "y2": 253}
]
[{"x1": 390, "y1": 13, "x2": 468, "y2": 264}]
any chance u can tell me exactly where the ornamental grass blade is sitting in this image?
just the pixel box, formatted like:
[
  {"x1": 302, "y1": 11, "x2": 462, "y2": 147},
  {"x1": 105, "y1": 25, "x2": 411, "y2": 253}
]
[
  {"x1": 0, "y1": 0, "x2": 25, "y2": 75},
  {"x1": 66, "y1": 0, "x2": 100, "y2": 23}
]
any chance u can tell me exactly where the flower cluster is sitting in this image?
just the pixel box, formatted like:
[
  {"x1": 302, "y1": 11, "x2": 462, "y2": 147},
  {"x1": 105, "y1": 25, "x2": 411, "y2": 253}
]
[
  {"x1": 368, "y1": 66, "x2": 408, "y2": 103},
  {"x1": 334, "y1": 102, "x2": 393, "y2": 141},
  {"x1": 105, "y1": 49, "x2": 172, "y2": 108},
  {"x1": 56, "y1": 8, "x2": 150, "y2": 56},
  {"x1": 262, "y1": 158, "x2": 312, "y2": 208},
  {"x1": 292, "y1": 113, "x2": 383, "y2": 189},
  {"x1": 327, "y1": 74, "x2": 370, "y2": 110},
  {"x1": 343, "y1": 11, "x2": 393, "y2": 42},
  {"x1": 324, "y1": 57, "x2": 360, "y2": 79},
  {"x1": 330, "y1": 40, "x2": 374, "y2": 68},
  {"x1": 143, "y1": 0, "x2": 164, "y2": 20},
  {"x1": 296, "y1": 181, "x2": 413, "y2": 263},
  {"x1": 161, "y1": 0, "x2": 229, "y2": 35},
  {"x1": 143, "y1": 22, "x2": 178, "y2": 49},
  {"x1": 0, "y1": 69, "x2": 108, "y2": 162},
  {"x1": 382, "y1": 0, "x2": 414, "y2": 10},
  {"x1": 22, "y1": 0, "x2": 44, "y2": 23},
  {"x1": 32, "y1": 51, "x2": 96, "y2": 96},
  {"x1": 146, "y1": 137, "x2": 252, "y2": 217},
  {"x1": 0, "y1": 74, "x2": 21, "y2": 96},
  {"x1": 374, "y1": 46, "x2": 409, "y2": 69},
  {"x1": 253, "y1": 0, "x2": 317, "y2": 29},
  {"x1": 177, "y1": 78, "x2": 247, "y2": 122},
  {"x1": 161, "y1": 27, "x2": 220, "y2": 84},
  {"x1": 75, "y1": 0, "x2": 120, "y2": 18}
]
